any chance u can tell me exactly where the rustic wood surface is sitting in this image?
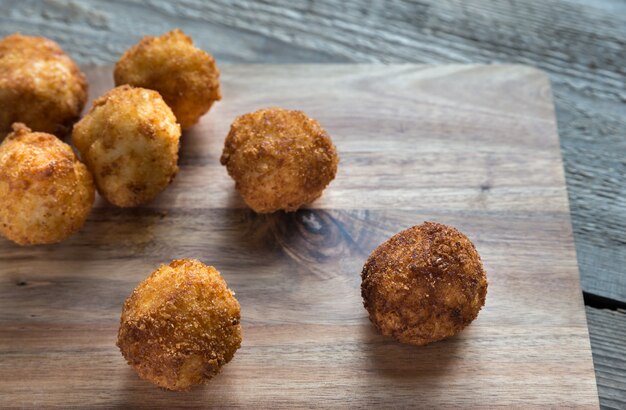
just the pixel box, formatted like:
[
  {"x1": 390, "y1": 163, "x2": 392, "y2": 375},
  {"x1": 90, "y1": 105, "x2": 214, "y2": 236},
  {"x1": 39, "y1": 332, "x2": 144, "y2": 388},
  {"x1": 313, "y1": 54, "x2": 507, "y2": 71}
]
[
  {"x1": 0, "y1": 0, "x2": 624, "y2": 407},
  {"x1": 586, "y1": 307, "x2": 626, "y2": 409},
  {"x1": 0, "y1": 0, "x2": 623, "y2": 303},
  {"x1": 0, "y1": 65, "x2": 598, "y2": 407}
]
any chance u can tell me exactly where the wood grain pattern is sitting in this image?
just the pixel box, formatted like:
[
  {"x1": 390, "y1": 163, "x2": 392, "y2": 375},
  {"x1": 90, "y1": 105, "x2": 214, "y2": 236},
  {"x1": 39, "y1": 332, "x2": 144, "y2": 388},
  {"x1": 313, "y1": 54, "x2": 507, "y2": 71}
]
[
  {"x1": 0, "y1": 0, "x2": 623, "y2": 305},
  {"x1": 1, "y1": 1, "x2": 623, "y2": 405},
  {"x1": 0, "y1": 65, "x2": 598, "y2": 407},
  {"x1": 586, "y1": 307, "x2": 626, "y2": 410}
]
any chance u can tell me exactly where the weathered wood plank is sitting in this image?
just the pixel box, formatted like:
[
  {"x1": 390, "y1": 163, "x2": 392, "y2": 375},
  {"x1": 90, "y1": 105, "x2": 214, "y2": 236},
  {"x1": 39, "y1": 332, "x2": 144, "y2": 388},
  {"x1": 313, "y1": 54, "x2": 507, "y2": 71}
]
[
  {"x1": 0, "y1": 65, "x2": 598, "y2": 407},
  {"x1": 586, "y1": 307, "x2": 626, "y2": 410},
  {"x1": 1, "y1": 0, "x2": 622, "y2": 304}
]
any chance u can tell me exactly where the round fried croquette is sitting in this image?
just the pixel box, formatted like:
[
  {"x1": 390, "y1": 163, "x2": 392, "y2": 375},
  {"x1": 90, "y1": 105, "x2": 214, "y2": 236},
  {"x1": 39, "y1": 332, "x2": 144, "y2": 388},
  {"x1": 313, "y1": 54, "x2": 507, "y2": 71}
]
[
  {"x1": 220, "y1": 107, "x2": 338, "y2": 213},
  {"x1": 114, "y1": 29, "x2": 221, "y2": 129},
  {"x1": 117, "y1": 259, "x2": 242, "y2": 391},
  {"x1": 361, "y1": 222, "x2": 487, "y2": 346},
  {"x1": 0, "y1": 123, "x2": 94, "y2": 245},
  {"x1": 72, "y1": 85, "x2": 181, "y2": 207},
  {"x1": 0, "y1": 33, "x2": 87, "y2": 136}
]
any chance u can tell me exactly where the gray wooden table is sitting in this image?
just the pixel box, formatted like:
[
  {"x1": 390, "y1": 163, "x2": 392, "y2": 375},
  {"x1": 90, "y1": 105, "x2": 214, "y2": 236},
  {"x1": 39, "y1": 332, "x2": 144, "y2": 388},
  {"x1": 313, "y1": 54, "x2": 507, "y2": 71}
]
[{"x1": 1, "y1": 0, "x2": 624, "y2": 408}]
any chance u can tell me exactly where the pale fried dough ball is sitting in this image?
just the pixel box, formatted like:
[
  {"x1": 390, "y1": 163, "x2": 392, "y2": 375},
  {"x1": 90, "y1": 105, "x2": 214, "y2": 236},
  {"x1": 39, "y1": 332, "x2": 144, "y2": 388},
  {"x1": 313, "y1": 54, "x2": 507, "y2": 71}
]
[
  {"x1": 361, "y1": 222, "x2": 487, "y2": 346},
  {"x1": 0, "y1": 123, "x2": 94, "y2": 245},
  {"x1": 0, "y1": 34, "x2": 87, "y2": 136},
  {"x1": 220, "y1": 108, "x2": 338, "y2": 213},
  {"x1": 114, "y1": 29, "x2": 221, "y2": 129},
  {"x1": 117, "y1": 259, "x2": 242, "y2": 391},
  {"x1": 72, "y1": 85, "x2": 180, "y2": 207}
]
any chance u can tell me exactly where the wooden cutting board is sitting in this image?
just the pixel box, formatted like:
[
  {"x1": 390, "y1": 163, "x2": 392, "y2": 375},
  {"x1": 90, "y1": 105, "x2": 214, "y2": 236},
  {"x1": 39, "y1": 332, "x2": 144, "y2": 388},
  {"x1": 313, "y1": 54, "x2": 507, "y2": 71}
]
[{"x1": 0, "y1": 65, "x2": 599, "y2": 408}]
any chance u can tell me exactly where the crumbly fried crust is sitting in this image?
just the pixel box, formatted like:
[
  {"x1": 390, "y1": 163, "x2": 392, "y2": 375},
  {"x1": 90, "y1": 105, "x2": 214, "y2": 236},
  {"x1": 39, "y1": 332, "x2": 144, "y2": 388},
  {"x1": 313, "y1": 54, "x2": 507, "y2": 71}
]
[
  {"x1": 361, "y1": 222, "x2": 487, "y2": 345},
  {"x1": 72, "y1": 85, "x2": 180, "y2": 207},
  {"x1": 117, "y1": 259, "x2": 242, "y2": 391},
  {"x1": 0, "y1": 123, "x2": 94, "y2": 245},
  {"x1": 114, "y1": 29, "x2": 220, "y2": 129},
  {"x1": 0, "y1": 34, "x2": 87, "y2": 136},
  {"x1": 220, "y1": 107, "x2": 338, "y2": 213}
]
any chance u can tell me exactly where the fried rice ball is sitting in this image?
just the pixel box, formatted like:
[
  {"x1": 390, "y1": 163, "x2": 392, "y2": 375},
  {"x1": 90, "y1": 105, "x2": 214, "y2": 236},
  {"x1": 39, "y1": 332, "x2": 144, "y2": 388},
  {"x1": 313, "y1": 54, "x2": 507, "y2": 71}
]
[
  {"x1": 72, "y1": 85, "x2": 180, "y2": 207},
  {"x1": 361, "y1": 222, "x2": 487, "y2": 346},
  {"x1": 117, "y1": 259, "x2": 242, "y2": 391},
  {"x1": 0, "y1": 33, "x2": 87, "y2": 136},
  {"x1": 114, "y1": 29, "x2": 221, "y2": 129},
  {"x1": 220, "y1": 107, "x2": 338, "y2": 213},
  {"x1": 0, "y1": 123, "x2": 94, "y2": 245}
]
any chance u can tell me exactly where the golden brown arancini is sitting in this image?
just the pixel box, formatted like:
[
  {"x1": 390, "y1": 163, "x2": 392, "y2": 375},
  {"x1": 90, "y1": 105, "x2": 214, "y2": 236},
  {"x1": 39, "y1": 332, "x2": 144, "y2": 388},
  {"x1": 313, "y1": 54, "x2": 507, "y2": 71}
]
[
  {"x1": 114, "y1": 29, "x2": 221, "y2": 129},
  {"x1": 361, "y1": 222, "x2": 487, "y2": 346},
  {"x1": 72, "y1": 85, "x2": 181, "y2": 207},
  {"x1": 0, "y1": 33, "x2": 87, "y2": 136},
  {"x1": 0, "y1": 123, "x2": 94, "y2": 245},
  {"x1": 117, "y1": 259, "x2": 242, "y2": 391},
  {"x1": 220, "y1": 107, "x2": 338, "y2": 213}
]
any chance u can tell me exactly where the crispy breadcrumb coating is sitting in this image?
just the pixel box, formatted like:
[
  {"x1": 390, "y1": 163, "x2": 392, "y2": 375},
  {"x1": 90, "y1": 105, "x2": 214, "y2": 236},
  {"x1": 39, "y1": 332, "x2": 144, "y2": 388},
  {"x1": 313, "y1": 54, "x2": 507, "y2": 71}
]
[
  {"x1": 72, "y1": 85, "x2": 180, "y2": 207},
  {"x1": 0, "y1": 123, "x2": 94, "y2": 245},
  {"x1": 114, "y1": 29, "x2": 221, "y2": 129},
  {"x1": 117, "y1": 259, "x2": 242, "y2": 391},
  {"x1": 220, "y1": 107, "x2": 338, "y2": 213},
  {"x1": 361, "y1": 222, "x2": 487, "y2": 346},
  {"x1": 0, "y1": 33, "x2": 87, "y2": 136}
]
